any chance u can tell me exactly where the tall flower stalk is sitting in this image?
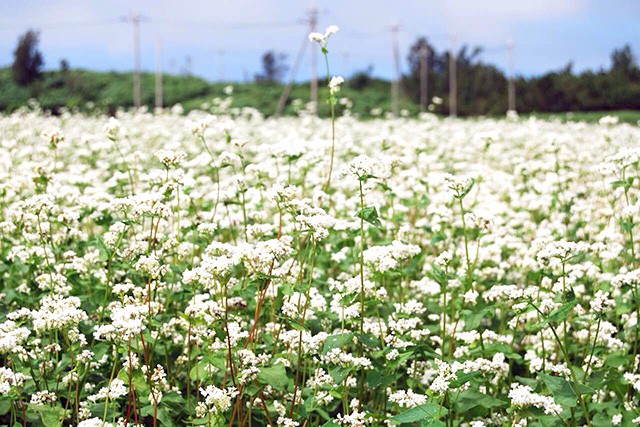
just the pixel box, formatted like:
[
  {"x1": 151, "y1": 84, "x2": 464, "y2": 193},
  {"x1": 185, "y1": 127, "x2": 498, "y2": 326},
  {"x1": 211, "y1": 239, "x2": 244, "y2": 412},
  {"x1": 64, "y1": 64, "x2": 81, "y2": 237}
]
[{"x1": 309, "y1": 25, "x2": 342, "y2": 192}]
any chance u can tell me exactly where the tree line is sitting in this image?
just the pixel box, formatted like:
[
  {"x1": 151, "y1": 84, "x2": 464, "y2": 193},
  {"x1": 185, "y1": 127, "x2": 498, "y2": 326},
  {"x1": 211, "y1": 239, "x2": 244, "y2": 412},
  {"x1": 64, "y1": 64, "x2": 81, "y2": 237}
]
[
  {"x1": 396, "y1": 37, "x2": 640, "y2": 115},
  {"x1": 7, "y1": 29, "x2": 640, "y2": 116}
]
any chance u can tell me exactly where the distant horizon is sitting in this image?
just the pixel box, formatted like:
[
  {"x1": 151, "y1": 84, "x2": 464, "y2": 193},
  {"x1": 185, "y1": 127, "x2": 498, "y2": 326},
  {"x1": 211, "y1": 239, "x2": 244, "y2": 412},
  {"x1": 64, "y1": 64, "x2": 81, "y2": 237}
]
[{"x1": 1, "y1": 0, "x2": 639, "y2": 82}]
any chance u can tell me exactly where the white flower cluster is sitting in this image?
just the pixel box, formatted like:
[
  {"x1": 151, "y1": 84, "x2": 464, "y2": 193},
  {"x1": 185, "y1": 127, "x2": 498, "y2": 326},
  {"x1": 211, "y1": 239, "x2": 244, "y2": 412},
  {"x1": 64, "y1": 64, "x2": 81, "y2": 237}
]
[
  {"x1": 363, "y1": 240, "x2": 420, "y2": 272},
  {"x1": 308, "y1": 25, "x2": 339, "y2": 48},
  {"x1": 589, "y1": 290, "x2": 614, "y2": 313},
  {"x1": 0, "y1": 367, "x2": 27, "y2": 395},
  {"x1": 196, "y1": 385, "x2": 238, "y2": 416},
  {"x1": 508, "y1": 383, "x2": 562, "y2": 415},
  {"x1": 88, "y1": 378, "x2": 128, "y2": 402},
  {"x1": 155, "y1": 149, "x2": 186, "y2": 168},
  {"x1": 329, "y1": 76, "x2": 345, "y2": 96},
  {"x1": 31, "y1": 295, "x2": 88, "y2": 332},
  {"x1": 387, "y1": 388, "x2": 427, "y2": 407}
]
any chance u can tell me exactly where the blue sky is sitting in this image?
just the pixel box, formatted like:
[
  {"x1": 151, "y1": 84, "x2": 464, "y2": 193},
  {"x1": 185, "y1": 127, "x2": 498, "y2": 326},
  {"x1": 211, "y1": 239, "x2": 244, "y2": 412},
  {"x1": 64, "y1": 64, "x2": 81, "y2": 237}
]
[{"x1": 0, "y1": 0, "x2": 639, "y2": 82}]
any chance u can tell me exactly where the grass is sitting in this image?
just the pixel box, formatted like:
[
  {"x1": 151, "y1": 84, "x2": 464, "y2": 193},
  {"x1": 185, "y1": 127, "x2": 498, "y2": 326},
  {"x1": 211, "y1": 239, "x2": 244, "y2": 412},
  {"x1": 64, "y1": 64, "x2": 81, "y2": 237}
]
[{"x1": 1, "y1": 67, "x2": 639, "y2": 124}]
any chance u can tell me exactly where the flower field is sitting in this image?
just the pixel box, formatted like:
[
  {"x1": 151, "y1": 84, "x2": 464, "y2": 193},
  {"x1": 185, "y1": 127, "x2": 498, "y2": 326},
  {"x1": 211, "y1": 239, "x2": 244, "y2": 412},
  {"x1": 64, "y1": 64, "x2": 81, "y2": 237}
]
[{"x1": 0, "y1": 107, "x2": 639, "y2": 427}]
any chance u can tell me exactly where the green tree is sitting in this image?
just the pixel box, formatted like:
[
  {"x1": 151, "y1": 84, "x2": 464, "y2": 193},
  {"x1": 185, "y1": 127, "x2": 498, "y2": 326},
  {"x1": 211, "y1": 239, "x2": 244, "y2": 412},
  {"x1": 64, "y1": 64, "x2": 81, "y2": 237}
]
[
  {"x1": 11, "y1": 30, "x2": 44, "y2": 86},
  {"x1": 255, "y1": 51, "x2": 288, "y2": 83},
  {"x1": 610, "y1": 44, "x2": 638, "y2": 80}
]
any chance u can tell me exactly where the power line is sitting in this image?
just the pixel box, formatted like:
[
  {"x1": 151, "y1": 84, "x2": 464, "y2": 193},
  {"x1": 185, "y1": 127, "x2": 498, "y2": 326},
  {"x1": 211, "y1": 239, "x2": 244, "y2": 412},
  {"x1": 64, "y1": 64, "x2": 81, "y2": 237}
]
[
  {"x1": 153, "y1": 19, "x2": 302, "y2": 30},
  {"x1": 0, "y1": 20, "x2": 119, "y2": 31}
]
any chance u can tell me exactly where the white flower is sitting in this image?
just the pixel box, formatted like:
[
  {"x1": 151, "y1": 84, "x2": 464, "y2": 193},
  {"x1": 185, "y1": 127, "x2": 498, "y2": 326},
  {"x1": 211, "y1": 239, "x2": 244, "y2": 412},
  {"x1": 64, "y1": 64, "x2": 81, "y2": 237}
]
[
  {"x1": 329, "y1": 76, "x2": 345, "y2": 95},
  {"x1": 309, "y1": 25, "x2": 339, "y2": 48},
  {"x1": 508, "y1": 383, "x2": 562, "y2": 415}
]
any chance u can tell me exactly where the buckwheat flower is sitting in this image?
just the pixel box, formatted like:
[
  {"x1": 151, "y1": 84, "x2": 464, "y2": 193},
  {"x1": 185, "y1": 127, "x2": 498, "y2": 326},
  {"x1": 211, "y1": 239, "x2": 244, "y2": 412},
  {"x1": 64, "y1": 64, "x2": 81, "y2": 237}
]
[
  {"x1": 463, "y1": 289, "x2": 479, "y2": 304},
  {"x1": 343, "y1": 154, "x2": 379, "y2": 180},
  {"x1": 103, "y1": 221, "x2": 127, "y2": 248},
  {"x1": 105, "y1": 117, "x2": 121, "y2": 140},
  {"x1": 536, "y1": 240, "x2": 580, "y2": 265},
  {"x1": 30, "y1": 390, "x2": 57, "y2": 405},
  {"x1": 434, "y1": 250, "x2": 452, "y2": 268},
  {"x1": 336, "y1": 399, "x2": 372, "y2": 427},
  {"x1": 599, "y1": 115, "x2": 619, "y2": 126},
  {"x1": 0, "y1": 367, "x2": 27, "y2": 395},
  {"x1": 0, "y1": 320, "x2": 30, "y2": 354},
  {"x1": 200, "y1": 385, "x2": 238, "y2": 413},
  {"x1": 134, "y1": 254, "x2": 170, "y2": 279},
  {"x1": 612, "y1": 414, "x2": 622, "y2": 425},
  {"x1": 624, "y1": 372, "x2": 640, "y2": 392},
  {"x1": 363, "y1": 240, "x2": 420, "y2": 272},
  {"x1": 309, "y1": 32, "x2": 325, "y2": 43},
  {"x1": 42, "y1": 127, "x2": 64, "y2": 147},
  {"x1": 309, "y1": 25, "x2": 339, "y2": 48},
  {"x1": 87, "y1": 378, "x2": 128, "y2": 402},
  {"x1": 443, "y1": 174, "x2": 474, "y2": 198},
  {"x1": 589, "y1": 290, "x2": 614, "y2": 313},
  {"x1": 277, "y1": 417, "x2": 300, "y2": 427},
  {"x1": 188, "y1": 114, "x2": 216, "y2": 137},
  {"x1": 268, "y1": 183, "x2": 297, "y2": 207},
  {"x1": 78, "y1": 418, "x2": 114, "y2": 427},
  {"x1": 108, "y1": 302, "x2": 152, "y2": 339},
  {"x1": 387, "y1": 389, "x2": 427, "y2": 407},
  {"x1": 508, "y1": 383, "x2": 562, "y2": 415},
  {"x1": 155, "y1": 149, "x2": 186, "y2": 168},
  {"x1": 329, "y1": 76, "x2": 345, "y2": 95},
  {"x1": 32, "y1": 295, "x2": 88, "y2": 332}
]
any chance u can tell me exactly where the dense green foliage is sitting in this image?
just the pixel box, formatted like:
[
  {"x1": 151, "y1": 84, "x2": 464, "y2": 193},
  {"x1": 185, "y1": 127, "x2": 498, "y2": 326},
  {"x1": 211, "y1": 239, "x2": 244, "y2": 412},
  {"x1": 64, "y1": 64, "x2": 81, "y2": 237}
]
[
  {"x1": 402, "y1": 39, "x2": 640, "y2": 116},
  {"x1": 0, "y1": 41, "x2": 639, "y2": 120}
]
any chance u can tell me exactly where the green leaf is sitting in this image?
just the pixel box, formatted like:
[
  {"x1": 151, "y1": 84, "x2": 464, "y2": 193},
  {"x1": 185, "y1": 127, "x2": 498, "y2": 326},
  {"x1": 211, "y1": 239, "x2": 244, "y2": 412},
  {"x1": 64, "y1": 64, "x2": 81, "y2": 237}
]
[
  {"x1": 454, "y1": 389, "x2": 506, "y2": 413},
  {"x1": 546, "y1": 299, "x2": 578, "y2": 324},
  {"x1": 355, "y1": 206, "x2": 383, "y2": 228},
  {"x1": 449, "y1": 371, "x2": 481, "y2": 388},
  {"x1": 257, "y1": 364, "x2": 288, "y2": 390},
  {"x1": 322, "y1": 422, "x2": 340, "y2": 427},
  {"x1": 329, "y1": 367, "x2": 351, "y2": 383},
  {"x1": 605, "y1": 353, "x2": 628, "y2": 368},
  {"x1": 0, "y1": 398, "x2": 11, "y2": 416},
  {"x1": 538, "y1": 373, "x2": 577, "y2": 408},
  {"x1": 530, "y1": 300, "x2": 578, "y2": 332},
  {"x1": 356, "y1": 333, "x2": 380, "y2": 349},
  {"x1": 322, "y1": 333, "x2": 354, "y2": 354},
  {"x1": 365, "y1": 370, "x2": 397, "y2": 388},
  {"x1": 39, "y1": 408, "x2": 63, "y2": 427},
  {"x1": 419, "y1": 419, "x2": 446, "y2": 427},
  {"x1": 392, "y1": 403, "x2": 445, "y2": 423}
]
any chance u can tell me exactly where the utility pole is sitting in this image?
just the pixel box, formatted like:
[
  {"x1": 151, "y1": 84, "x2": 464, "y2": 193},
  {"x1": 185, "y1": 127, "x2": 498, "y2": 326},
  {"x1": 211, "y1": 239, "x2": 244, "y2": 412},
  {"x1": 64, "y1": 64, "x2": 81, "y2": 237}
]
[
  {"x1": 506, "y1": 40, "x2": 516, "y2": 112},
  {"x1": 419, "y1": 45, "x2": 429, "y2": 112},
  {"x1": 390, "y1": 22, "x2": 401, "y2": 118},
  {"x1": 308, "y1": 6, "x2": 318, "y2": 111},
  {"x1": 449, "y1": 33, "x2": 457, "y2": 117},
  {"x1": 342, "y1": 50, "x2": 350, "y2": 79},
  {"x1": 122, "y1": 11, "x2": 143, "y2": 111},
  {"x1": 275, "y1": 32, "x2": 309, "y2": 117},
  {"x1": 184, "y1": 55, "x2": 192, "y2": 75},
  {"x1": 217, "y1": 49, "x2": 226, "y2": 81},
  {"x1": 155, "y1": 36, "x2": 163, "y2": 110}
]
